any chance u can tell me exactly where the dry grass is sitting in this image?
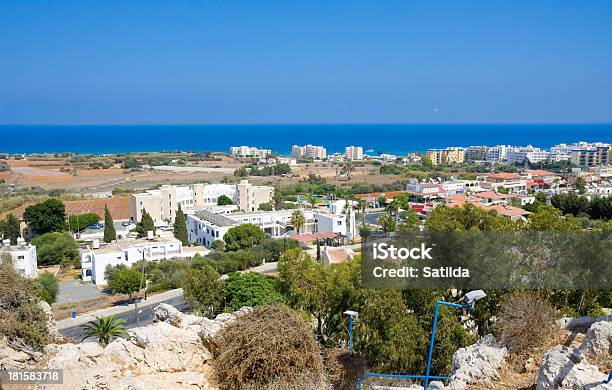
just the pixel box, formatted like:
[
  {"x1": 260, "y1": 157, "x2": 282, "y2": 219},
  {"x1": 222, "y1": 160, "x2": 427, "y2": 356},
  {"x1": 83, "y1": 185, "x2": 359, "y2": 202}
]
[
  {"x1": 213, "y1": 305, "x2": 326, "y2": 390},
  {"x1": 324, "y1": 348, "x2": 367, "y2": 390},
  {"x1": 495, "y1": 292, "x2": 560, "y2": 357}
]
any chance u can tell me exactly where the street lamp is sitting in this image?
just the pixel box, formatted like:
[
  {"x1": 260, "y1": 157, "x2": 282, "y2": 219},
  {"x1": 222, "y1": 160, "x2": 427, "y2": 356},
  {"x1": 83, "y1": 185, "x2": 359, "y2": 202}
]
[
  {"x1": 134, "y1": 247, "x2": 151, "y2": 326},
  {"x1": 423, "y1": 290, "x2": 487, "y2": 390},
  {"x1": 344, "y1": 310, "x2": 358, "y2": 352}
]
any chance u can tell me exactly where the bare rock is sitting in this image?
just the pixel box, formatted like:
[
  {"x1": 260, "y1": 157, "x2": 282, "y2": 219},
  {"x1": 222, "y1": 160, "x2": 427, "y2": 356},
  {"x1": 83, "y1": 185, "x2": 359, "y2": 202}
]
[
  {"x1": 557, "y1": 316, "x2": 612, "y2": 332},
  {"x1": 536, "y1": 345, "x2": 610, "y2": 390},
  {"x1": 38, "y1": 300, "x2": 64, "y2": 342},
  {"x1": 153, "y1": 302, "x2": 205, "y2": 332},
  {"x1": 579, "y1": 320, "x2": 612, "y2": 358},
  {"x1": 447, "y1": 335, "x2": 507, "y2": 388}
]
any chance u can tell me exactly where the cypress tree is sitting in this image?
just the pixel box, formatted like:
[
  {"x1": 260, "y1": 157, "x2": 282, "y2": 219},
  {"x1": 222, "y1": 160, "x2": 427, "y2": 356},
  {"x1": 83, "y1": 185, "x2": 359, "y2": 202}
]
[
  {"x1": 2, "y1": 213, "x2": 21, "y2": 245},
  {"x1": 135, "y1": 209, "x2": 156, "y2": 238},
  {"x1": 103, "y1": 205, "x2": 116, "y2": 243},
  {"x1": 173, "y1": 204, "x2": 188, "y2": 246}
]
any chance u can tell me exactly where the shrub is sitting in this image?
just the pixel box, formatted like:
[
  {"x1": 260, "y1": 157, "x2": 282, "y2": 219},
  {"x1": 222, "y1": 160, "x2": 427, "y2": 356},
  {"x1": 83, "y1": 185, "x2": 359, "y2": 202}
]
[
  {"x1": 324, "y1": 348, "x2": 367, "y2": 390},
  {"x1": 224, "y1": 272, "x2": 285, "y2": 311},
  {"x1": 36, "y1": 272, "x2": 59, "y2": 304},
  {"x1": 214, "y1": 305, "x2": 325, "y2": 390},
  {"x1": 495, "y1": 292, "x2": 558, "y2": 354},
  {"x1": 32, "y1": 232, "x2": 80, "y2": 267}
]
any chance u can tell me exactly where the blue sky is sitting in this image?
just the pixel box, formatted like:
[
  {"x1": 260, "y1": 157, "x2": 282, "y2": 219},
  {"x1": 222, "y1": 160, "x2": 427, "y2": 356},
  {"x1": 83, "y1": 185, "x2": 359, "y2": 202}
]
[{"x1": 1, "y1": 1, "x2": 611, "y2": 124}]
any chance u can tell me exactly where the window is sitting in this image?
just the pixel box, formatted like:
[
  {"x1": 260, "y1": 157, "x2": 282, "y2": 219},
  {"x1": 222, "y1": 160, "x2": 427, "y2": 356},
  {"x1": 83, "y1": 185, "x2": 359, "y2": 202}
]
[
  {"x1": 337, "y1": 221, "x2": 342, "y2": 226},
  {"x1": 17, "y1": 255, "x2": 24, "y2": 260}
]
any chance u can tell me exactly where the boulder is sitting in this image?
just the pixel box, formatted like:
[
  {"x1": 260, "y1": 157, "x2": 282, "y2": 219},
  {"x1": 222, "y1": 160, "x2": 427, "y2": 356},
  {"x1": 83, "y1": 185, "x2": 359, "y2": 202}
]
[
  {"x1": 536, "y1": 345, "x2": 610, "y2": 390},
  {"x1": 579, "y1": 320, "x2": 612, "y2": 358},
  {"x1": 153, "y1": 302, "x2": 205, "y2": 332},
  {"x1": 447, "y1": 335, "x2": 507, "y2": 388},
  {"x1": 557, "y1": 316, "x2": 612, "y2": 332}
]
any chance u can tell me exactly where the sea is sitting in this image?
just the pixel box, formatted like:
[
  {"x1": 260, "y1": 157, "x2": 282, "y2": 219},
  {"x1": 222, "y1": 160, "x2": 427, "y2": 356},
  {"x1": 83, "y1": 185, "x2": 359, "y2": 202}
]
[{"x1": 0, "y1": 124, "x2": 610, "y2": 155}]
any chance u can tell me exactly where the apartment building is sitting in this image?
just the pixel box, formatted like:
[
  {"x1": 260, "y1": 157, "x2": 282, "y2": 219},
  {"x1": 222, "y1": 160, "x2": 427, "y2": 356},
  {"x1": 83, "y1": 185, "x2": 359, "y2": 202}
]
[
  {"x1": 131, "y1": 180, "x2": 272, "y2": 224},
  {"x1": 506, "y1": 146, "x2": 549, "y2": 164},
  {"x1": 464, "y1": 146, "x2": 489, "y2": 162},
  {"x1": 80, "y1": 237, "x2": 191, "y2": 286},
  {"x1": 426, "y1": 147, "x2": 465, "y2": 165},
  {"x1": 344, "y1": 146, "x2": 364, "y2": 161},
  {"x1": 571, "y1": 145, "x2": 611, "y2": 167},
  {"x1": 0, "y1": 238, "x2": 38, "y2": 279},
  {"x1": 486, "y1": 145, "x2": 510, "y2": 163},
  {"x1": 229, "y1": 146, "x2": 272, "y2": 158},
  {"x1": 292, "y1": 144, "x2": 327, "y2": 160}
]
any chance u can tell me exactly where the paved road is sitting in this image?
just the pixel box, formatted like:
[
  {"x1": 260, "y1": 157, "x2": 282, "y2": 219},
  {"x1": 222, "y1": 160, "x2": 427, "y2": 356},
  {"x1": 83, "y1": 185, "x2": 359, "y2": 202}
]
[{"x1": 60, "y1": 296, "x2": 188, "y2": 342}]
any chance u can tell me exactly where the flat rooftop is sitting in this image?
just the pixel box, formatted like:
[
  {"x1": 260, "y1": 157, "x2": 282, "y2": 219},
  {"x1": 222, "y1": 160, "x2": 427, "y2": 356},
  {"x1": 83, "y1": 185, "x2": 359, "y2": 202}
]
[{"x1": 194, "y1": 210, "x2": 237, "y2": 227}]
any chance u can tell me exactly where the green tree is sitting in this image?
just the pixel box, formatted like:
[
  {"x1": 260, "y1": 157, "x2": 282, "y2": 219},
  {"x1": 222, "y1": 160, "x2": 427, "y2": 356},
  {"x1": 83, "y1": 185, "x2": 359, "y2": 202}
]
[
  {"x1": 257, "y1": 202, "x2": 273, "y2": 211},
  {"x1": 377, "y1": 213, "x2": 396, "y2": 236},
  {"x1": 573, "y1": 176, "x2": 586, "y2": 194},
  {"x1": 1, "y1": 213, "x2": 21, "y2": 245},
  {"x1": 134, "y1": 209, "x2": 155, "y2": 238},
  {"x1": 211, "y1": 239, "x2": 225, "y2": 251},
  {"x1": 217, "y1": 195, "x2": 234, "y2": 206},
  {"x1": 108, "y1": 268, "x2": 141, "y2": 300},
  {"x1": 32, "y1": 232, "x2": 79, "y2": 267},
  {"x1": 36, "y1": 272, "x2": 59, "y2": 304},
  {"x1": 290, "y1": 209, "x2": 306, "y2": 234},
  {"x1": 224, "y1": 224, "x2": 266, "y2": 251},
  {"x1": 173, "y1": 204, "x2": 188, "y2": 246},
  {"x1": 103, "y1": 205, "x2": 116, "y2": 243},
  {"x1": 0, "y1": 256, "x2": 49, "y2": 350},
  {"x1": 528, "y1": 205, "x2": 581, "y2": 231},
  {"x1": 224, "y1": 272, "x2": 285, "y2": 311},
  {"x1": 183, "y1": 265, "x2": 225, "y2": 317},
  {"x1": 68, "y1": 213, "x2": 100, "y2": 232},
  {"x1": 421, "y1": 155, "x2": 434, "y2": 169},
  {"x1": 23, "y1": 198, "x2": 66, "y2": 235},
  {"x1": 81, "y1": 315, "x2": 127, "y2": 347}
]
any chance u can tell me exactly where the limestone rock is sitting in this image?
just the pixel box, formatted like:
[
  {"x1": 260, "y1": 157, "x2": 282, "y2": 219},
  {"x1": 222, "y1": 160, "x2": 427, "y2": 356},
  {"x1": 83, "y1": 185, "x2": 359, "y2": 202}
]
[
  {"x1": 38, "y1": 300, "x2": 63, "y2": 342},
  {"x1": 579, "y1": 320, "x2": 612, "y2": 358},
  {"x1": 536, "y1": 345, "x2": 610, "y2": 390},
  {"x1": 447, "y1": 334, "x2": 507, "y2": 388},
  {"x1": 557, "y1": 316, "x2": 612, "y2": 332}
]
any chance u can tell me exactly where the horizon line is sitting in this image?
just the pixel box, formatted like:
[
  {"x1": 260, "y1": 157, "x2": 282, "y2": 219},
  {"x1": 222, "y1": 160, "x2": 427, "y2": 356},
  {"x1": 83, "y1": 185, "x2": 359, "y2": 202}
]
[{"x1": 1, "y1": 122, "x2": 612, "y2": 127}]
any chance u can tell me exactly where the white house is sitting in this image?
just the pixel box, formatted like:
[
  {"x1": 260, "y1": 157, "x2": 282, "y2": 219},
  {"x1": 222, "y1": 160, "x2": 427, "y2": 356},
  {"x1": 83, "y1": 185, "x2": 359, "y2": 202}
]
[
  {"x1": 80, "y1": 237, "x2": 194, "y2": 286},
  {"x1": 0, "y1": 238, "x2": 38, "y2": 279}
]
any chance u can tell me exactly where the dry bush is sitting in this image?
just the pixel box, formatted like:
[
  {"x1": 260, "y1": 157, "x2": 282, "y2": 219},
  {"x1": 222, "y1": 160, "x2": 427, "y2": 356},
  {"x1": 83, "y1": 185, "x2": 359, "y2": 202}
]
[
  {"x1": 213, "y1": 305, "x2": 326, "y2": 390},
  {"x1": 325, "y1": 347, "x2": 367, "y2": 390},
  {"x1": 495, "y1": 292, "x2": 558, "y2": 355}
]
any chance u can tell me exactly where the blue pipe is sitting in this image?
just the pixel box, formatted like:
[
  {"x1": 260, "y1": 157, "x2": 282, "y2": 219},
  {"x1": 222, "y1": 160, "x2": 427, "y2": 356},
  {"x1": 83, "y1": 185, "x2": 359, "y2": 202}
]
[
  {"x1": 364, "y1": 373, "x2": 449, "y2": 380},
  {"x1": 605, "y1": 371, "x2": 612, "y2": 384},
  {"x1": 424, "y1": 301, "x2": 466, "y2": 389},
  {"x1": 349, "y1": 314, "x2": 354, "y2": 352}
]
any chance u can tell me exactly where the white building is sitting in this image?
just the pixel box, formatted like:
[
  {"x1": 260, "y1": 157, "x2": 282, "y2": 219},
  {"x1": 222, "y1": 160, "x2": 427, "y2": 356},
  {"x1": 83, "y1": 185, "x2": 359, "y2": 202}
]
[
  {"x1": 0, "y1": 238, "x2": 38, "y2": 279},
  {"x1": 80, "y1": 237, "x2": 196, "y2": 286},
  {"x1": 292, "y1": 144, "x2": 327, "y2": 160},
  {"x1": 229, "y1": 146, "x2": 272, "y2": 158},
  {"x1": 506, "y1": 146, "x2": 549, "y2": 164},
  {"x1": 187, "y1": 200, "x2": 356, "y2": 248},
  {"x1": 344, "y1": 146, "x2": 364, "y2": 161},
  {"x1": 486, "y1": 145, "x2": 510, "y2": 163}
]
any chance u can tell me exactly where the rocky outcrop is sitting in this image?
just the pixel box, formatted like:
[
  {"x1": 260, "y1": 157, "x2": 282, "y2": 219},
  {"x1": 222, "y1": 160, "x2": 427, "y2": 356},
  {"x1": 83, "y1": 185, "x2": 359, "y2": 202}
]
[
  {"x1": 41, "y1": 321, "x2": 216, "y2": 389},
  {"x1": 38, "y1": 301, "x2": 64, "y2": 343},
  {"x1": 557, "y1": 315, "x2": 612, "y2": 332},
  {"x1": 446, "y1": 335, "x2": 508, "y2": 389},
  {"x1": 536, "y1": 318, "x2": 612, "y2": 390}
]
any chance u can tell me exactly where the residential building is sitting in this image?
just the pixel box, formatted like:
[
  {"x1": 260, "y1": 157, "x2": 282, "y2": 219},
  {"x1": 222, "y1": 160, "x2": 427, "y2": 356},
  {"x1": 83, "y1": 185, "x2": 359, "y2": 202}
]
[
  {"x1": 229, "y1": 146, "x2": 272, "y2": 158},
  {"x1": 486, "y1": 145, "x2": 510, "y2": 163},
  {"x1": 426, "y1": 147, "x2": 465, "y2": 165},
  {"x1": 378, "y1": 154, "x2": 398, "y2": 162},
  {"x1": 131, "y1": 180, "x2": 272, "y2": 224},
  {"x1": 187, "y1": 200, "x2": 356, "y2": 248},
  {"x1": 80, "y1": 237, "x2": 204, "y2": 286},
  {"x1": 480, "y1": 172, "x2": 527, "y2": 194},
  {"x1": 570, "y1": 145, "x2": 611, "y2": 167},
  {"x1": 0, "y1": 238, "x2": 37, "y2": 279},
  {"x1": 344, "y1": 146, "x2": 363, "y2": 161},
  {"x1": 464, "y1": 146, "x2": 490, "y2": 162},
  {"x1": 292, "y1": 144, "x2": 327, "y2": 160},
  {"x1": 506, "y1": 146, "x2": 549, "y2": 164}
]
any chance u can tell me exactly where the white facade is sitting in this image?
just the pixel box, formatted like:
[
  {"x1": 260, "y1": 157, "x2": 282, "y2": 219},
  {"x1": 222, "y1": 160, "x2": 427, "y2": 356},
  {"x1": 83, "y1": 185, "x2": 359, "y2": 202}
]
[
  {"x1": 486, "y1": 145, "x2": 510, "y2": 163},
  {"x1": 80, "y1": 237, "x2": 187, "y2": 286},
  {"x1": 230, "y1": 146, "x2": 272, "y2": 158},
  {"x1": 0, "y1": 239, "x2": 38, "y2": 279},
  {"x1": 187, "y1": 200, "x2": 356, "y2": 248},
  {"x1": 344, "y1": 146, "x2": 363, "y2": 161},
  {"x1": 506, "y1": 146, "x2": 549, "y2": 164}
]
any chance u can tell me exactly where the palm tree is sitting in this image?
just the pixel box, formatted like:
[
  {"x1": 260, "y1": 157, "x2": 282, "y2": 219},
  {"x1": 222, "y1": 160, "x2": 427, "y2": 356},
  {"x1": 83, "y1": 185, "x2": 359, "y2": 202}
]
[
  {"x1": 357, "y1": 198, "x2": 367, "y2": 225},
  {"x1": 290, "y1": 210, "x2": 305, "y2": 234},
  {"x1": 81, "y1": 315, "x2": 128, "y2": 347},
  {"x1": 341, "y1": 163, "x2": 356, "y2": 180},
  {"x1": 377, "y1": 213, "x2": 396, "y2": 237},
  {"x1": 304, "y1": 194, "x2": 317, "y2": 209}
]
